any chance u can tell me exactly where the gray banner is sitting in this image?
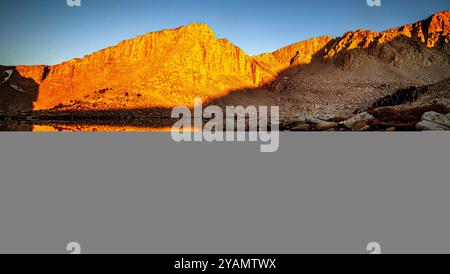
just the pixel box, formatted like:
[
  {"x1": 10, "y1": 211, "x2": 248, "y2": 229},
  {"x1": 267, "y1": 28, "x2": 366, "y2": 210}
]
[{"x1": 0, "y1": 133, "x2": 449, "y2": 254}]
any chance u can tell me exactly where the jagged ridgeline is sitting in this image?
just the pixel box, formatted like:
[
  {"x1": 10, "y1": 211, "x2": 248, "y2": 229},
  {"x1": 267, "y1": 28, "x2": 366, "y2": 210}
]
[
  {"x1": 1, "y1": 23, "x2": 277, "y2": 112},
  {"x1": 0, "y1": 11, "x2": 449, "y2": 115}
]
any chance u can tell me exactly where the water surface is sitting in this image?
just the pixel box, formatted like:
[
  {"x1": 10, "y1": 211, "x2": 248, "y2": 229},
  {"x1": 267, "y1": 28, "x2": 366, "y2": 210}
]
[{"x1": 0, "y1": 118, "x2": 181, "y2": 132}]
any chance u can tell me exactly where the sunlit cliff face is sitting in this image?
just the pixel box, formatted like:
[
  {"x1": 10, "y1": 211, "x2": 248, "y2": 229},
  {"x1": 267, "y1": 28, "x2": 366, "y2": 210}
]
[
  {"x1": 26, "y1": 23, "x2": 276, "y2": 111},
  {"x1": 326, "y1": 10, "x2": 450, "y2": 57},
  {"x1": 2, "y1": 11, "x2": 449, "y2": 113}
]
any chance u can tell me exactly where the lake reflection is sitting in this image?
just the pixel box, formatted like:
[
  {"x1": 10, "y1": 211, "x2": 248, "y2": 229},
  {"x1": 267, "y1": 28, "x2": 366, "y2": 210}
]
[{"x1": 0, "y1": 118, "x2": 195, "y2": 132}]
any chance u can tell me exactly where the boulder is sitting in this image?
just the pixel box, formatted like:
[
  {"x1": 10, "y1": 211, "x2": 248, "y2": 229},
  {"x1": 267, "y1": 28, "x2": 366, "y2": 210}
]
[
  {"x1": 280, "y1": 117, "x2": 308, "y2": 130},
  {"x1": 340, "y1": 112, "x2": 375, "y2": 129},
  {"x1": 359, "y1": 125, "x2": 371, "y2": 131},
  {"x1": 290, "y1": 123, "x2": 311, "y2": 131},
  {"x1": 352, "y1": 122, "x2": 370, "y2": 131},
  {"x1": 422, "y1": 111, "x2": 450, "y2": 128},
  {"x1": 279, "y1": 120, "x2": 296, "y2": 130},
  {"x1": 307, "y1": 117, "x2": 337, "y2": 130},
  {"x1": 416, "y1": 120, "x2": 450, "y2": 131}
]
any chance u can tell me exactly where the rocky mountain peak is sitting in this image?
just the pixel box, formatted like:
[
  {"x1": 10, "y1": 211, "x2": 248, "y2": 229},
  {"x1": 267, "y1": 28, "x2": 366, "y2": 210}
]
[
  {"x1": 428, "y1": 10, "x2": 450, "y2": 31},
  {"x1": 19, "y1": 23, "x2": 275, "y2": 110},
  {"x1": 1, "y1": 11, "x2": 449, "y2": 114},
  {"x1": 320, "y1": 10, "x2": 450, "y2": 71},
  {"x1": 384, "y1": 10, "x2": 449, "y2": 48},
  {"x1": 255, "y1": 36, "x2": 334, "y2": 72},
  {"x1": 182, "y1": 22, "x2": 216, "y2": 35}
]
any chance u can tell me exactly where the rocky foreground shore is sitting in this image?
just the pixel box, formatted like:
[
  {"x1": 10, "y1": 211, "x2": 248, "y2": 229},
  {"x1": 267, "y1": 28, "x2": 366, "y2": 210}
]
[
  {"x1": 281, "y1": 103, "x2": 450, "y2": 131},
  {"x1": 1, "y1": 104, "x2": 450, "y2": 132}
]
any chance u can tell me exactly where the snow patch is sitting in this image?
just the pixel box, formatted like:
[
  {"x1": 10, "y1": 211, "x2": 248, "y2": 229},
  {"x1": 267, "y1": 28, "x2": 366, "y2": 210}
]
[
  {"x1": 1, "y1": 69, "x2": 13, "y2": 84},
  {"x1": 9, "y1": 84, "x2": 26, "y2": 93}
]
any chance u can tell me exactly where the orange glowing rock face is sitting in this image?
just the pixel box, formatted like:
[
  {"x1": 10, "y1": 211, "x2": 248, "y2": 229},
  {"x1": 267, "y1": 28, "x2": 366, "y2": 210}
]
[
  {"x1": 14, "y1": 65, "x2": 48, "y2": 85},
  {"x1": 2, "y1": 11, "x2": 449, "y2": 113},
  {"x1": 387, "y1": 10, "x2": 450, "y2": 48},
  {"x1": 255, "y1": 36, "x2": 334, "y2": 72},
  {"x1": 325, "y1": 10, "x2": 450, "y2": 60},
  {"x1": 30, "y1": 23, "x2": 276, "y2": 111}
]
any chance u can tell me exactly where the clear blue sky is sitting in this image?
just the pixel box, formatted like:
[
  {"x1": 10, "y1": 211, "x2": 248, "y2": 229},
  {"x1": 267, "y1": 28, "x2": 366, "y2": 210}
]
[{"x1": 0, "y1": 0, "x2": 448, "y2": 65}]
